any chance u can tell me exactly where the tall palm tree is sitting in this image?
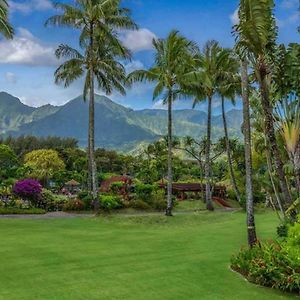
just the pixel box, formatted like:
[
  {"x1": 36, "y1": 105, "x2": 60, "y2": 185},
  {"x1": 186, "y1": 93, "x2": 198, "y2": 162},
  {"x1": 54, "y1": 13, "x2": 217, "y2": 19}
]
[
  {"x1": 189, "y1": 41, "x2": 230, "y2": 211},
  {"x1": 241, "y1": 59, "x2": 257, "y2": 247},
  {"x1": 235, "y1": 0, "x2": 292, "y2": 207},
  {"x1": 128, "y1": 30, "x2": 198, "y2": 216},
  {"x1": 47, "y1": 0, "x2": 136, "y2": 210},
  {"x1": 217, "y1": 52, "x2": 242, "y2": 202},
  {"x1": 0, "y1": 0, "x2": 13, "y2": 38}
]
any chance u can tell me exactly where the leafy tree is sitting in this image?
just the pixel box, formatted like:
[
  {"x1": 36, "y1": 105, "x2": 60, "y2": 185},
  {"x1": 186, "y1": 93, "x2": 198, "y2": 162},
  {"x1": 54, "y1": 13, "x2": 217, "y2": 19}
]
[
  {"x1": 24, "y1": 149, "x2": 65, "y2": 185},
  {"x1": 217, "y1": 50, "x2": 242, "y2": 202},
  {"x1": 47, "y1": 0, "x2": 136, "y2": 210},
  {"x1": 188, "y1": 41, "x2": 230, "y2": 210},
  {"x1": 235, "y1": 0, "x2": 292, "y2": 207},
  {"x1": 0, "y1": 0, "x2": 13, "y2": 39},
  {"x1": 0, "y1": 144, "x2": 18, "y2": 180},
  {"x1": 128, "y1": 30, "x2": 197, "y2": 216},
  {"x1": 0, "y1": 136, "x2": 78, "y2": 157}
]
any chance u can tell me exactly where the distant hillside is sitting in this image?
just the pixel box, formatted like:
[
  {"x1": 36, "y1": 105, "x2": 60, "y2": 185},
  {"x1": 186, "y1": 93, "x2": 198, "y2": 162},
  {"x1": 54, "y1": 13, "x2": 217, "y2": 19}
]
[
  {"x1": 0, "y1": 92, "x2": 59, "y2": 134},
  {"x1": 0, "y1": 92, "x2": 243, "y2": 150}
]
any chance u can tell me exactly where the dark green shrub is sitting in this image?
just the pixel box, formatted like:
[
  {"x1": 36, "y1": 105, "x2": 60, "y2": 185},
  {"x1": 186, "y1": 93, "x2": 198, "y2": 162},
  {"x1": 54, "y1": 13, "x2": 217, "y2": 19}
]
[
  {"x1": 152, "y1": 198, "x2": 167, "y2": 211},
  {"x1": 77, "y1": 191, "x2": 93, "y2": 210},
  {"x1": 40, "y1": 189, "x2": 68, "y2": 211},
  {"x1": 63, "y1": 199, "x2": 85, "y2": 211},
  {"x1": 151, "y1": 190, "x2": 167, "y2": 211},
  {"x1": 77, "y1": 191, "x2": 89, "y2": 200},
  {"x1": 110, "y1": 182, "x2": 124, "y2": 194},
  {"x1": 99, "y1": 195, "x2": 123, "y2": 211},
  {"x1": 277, "y1": 223, "x2": 289, "y2": 237},
  {"x1": 130, "y1": 199, "x2": 151, "y2": 210},
  {"x1": 135, "y1": 184, "x2": 158, "y2": 204}
]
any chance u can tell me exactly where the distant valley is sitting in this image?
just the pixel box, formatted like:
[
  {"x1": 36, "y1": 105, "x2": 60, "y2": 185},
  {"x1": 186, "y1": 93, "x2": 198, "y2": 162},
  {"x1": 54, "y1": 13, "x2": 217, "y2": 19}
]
[{"x1": 0, "y1": 92, "x2": 243, "y2": 151}]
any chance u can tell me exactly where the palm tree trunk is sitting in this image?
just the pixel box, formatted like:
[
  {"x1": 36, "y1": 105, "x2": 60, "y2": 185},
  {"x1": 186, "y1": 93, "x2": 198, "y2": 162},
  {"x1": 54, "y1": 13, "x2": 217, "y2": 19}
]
[
  {"x1": 259, "y1": 76, "x2": 292, "y2": 207},
  {"x1": 221, "y1": 96, "x2": 241, "y2": 203},
  {"x1": 89, "y1": 24, "x2": 99, "y2": 212},
  {"x1": 264, "y1": 134, "x2": 285, "y2": 217},
  {"x1": 205, "y1": 96, "x2": 214, "y2": 211},
  {"x1": 165, "y1": 91, "x2": 173, "y2": 216},
  {"x1": 241, "y1": 60, "x2": 257, "y2": 247}
]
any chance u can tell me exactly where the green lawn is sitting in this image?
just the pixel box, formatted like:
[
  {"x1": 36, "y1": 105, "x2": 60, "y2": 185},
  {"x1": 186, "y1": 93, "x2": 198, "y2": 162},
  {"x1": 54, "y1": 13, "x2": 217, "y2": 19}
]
[{"x1": 0, "y1": 211, "x2": 296, "y2": 300}]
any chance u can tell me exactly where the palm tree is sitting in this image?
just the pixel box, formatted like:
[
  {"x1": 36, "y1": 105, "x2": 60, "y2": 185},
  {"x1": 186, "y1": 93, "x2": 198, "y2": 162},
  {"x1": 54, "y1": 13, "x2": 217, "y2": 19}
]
[
  {"x1": 217, "y1": 52, "x2": 242, "y2": 202},
  {"x1": 189, "y1": 41, "x2": 230, "y2": 211},
  {"x1": 128, "y1": 30, "x2": 198, "y2": 216},
  {"x1": 241, "y1": 59, "x2": 257, "y2": 247},
  {"x1": 0, "y1": 0, "x2": 13, "y2": 38},
  {"x1": 235, "y1": 0, "x2": 292, "y2": 207},
  {"x1": 47, "y1": 0, "x2": 136, "y2": 210}
]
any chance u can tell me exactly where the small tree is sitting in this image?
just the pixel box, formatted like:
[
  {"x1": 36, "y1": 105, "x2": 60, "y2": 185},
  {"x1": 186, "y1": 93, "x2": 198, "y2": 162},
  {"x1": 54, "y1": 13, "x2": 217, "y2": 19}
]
[
  {"x1": 0, "y1": 144, "x2": 18, "y2": 179},
  {"x1": 24, "y1": 149, "x2": 65, "y2": 186}
]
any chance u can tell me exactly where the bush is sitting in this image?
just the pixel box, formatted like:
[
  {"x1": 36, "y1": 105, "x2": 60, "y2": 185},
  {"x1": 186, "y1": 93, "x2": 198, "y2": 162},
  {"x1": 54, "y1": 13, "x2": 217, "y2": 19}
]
[
  {"x1": 63, "y1": 199, "x2": 85, "y2": 211},
  {"x1": 283, "y1": 222, "x2": 300, "y2": 267},
  {"x1": 110, "y1": 182, "x2": 124, "y2": 194},
  {"x1": 277, "y1": 223, "x2": 289, "y2": 237},
  {"x1": 40, "y1": 189, "x2": 68, "y2": 211},
  {"x1": 13, "y1": 179, "x2": 42, "y2": 201},
  {"x1": 77, "y1": 191, "x2": 93, "y2": 210},
  {"x1": 152, "y1": 190, "x2": 167, "y2": 211},
  {"x1": 0, "y1": 207, "x2": 45, "y2": 214},
  {"x1": 99, "y1": 195, "x2": 123, "y2": 211},
  {"x1": 135, "y1": 183, "x2": 158, "y2": 204},
  {"x1": 231, "y1": 219, "x2": 300, "y2": 295},
  {"x1": 130, "y1": 199, "x2": 151, "y2": 210}
]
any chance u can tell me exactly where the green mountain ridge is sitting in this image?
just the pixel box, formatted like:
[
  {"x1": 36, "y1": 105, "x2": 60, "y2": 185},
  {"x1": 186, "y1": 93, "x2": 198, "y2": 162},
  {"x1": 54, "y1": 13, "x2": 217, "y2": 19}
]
[{"x1": 0, "y1": 92, "x2": 243, "y2": 151}]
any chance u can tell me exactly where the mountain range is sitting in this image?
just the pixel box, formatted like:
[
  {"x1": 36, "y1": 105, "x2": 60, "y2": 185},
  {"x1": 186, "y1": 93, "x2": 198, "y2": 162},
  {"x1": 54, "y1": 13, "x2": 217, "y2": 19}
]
[{"x1": 0, "y1": 92, "x2": 243, "y2": 151}]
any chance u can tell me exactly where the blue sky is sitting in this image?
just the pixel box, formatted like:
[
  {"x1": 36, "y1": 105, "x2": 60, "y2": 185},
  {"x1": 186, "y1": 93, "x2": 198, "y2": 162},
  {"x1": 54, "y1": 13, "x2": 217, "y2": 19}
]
[{"x1": 0, "y1": 0, "x2": 299, "y2": 111}]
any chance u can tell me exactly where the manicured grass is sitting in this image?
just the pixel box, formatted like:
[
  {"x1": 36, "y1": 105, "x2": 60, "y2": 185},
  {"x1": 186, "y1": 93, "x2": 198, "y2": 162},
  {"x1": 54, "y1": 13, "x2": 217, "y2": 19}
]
[{"x1": 0, "y1": 211, "x2": 296, "y2": 300}]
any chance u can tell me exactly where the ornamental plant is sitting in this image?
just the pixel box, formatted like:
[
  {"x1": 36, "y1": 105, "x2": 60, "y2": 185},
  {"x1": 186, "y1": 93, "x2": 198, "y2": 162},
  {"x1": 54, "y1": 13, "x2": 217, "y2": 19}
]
[{"x1": 13, "y1": 179, "x2": 42, "y2": 199}]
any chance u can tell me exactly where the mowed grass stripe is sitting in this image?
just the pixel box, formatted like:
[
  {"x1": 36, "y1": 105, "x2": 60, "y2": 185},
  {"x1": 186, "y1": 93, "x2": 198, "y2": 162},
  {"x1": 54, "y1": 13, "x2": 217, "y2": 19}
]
[{"x1": 0, "y1": 212, "x2": 296, "y2": 300}]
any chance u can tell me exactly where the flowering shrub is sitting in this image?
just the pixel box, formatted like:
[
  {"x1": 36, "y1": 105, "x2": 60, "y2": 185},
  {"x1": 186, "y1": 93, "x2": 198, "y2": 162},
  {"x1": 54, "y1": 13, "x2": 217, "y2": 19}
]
[
  {"x1": 231, "y1": 217, "x2": 300, "y2": 294},
  {"x1": 231, "y1": 242, "x2": 300, "y2": 293},
  {"x1": 63, "y1": 199, "x2": 85, "y2": 211},
  {"x1": 13, "y1": 179, "x2": 42, "y2": 199}
]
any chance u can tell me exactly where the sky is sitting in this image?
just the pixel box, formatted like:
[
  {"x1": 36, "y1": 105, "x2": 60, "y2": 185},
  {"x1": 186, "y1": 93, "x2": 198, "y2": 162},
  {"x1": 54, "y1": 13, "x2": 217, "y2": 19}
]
[{"x1": 0, "y1": 0, "x2": 299, "y2": 111}]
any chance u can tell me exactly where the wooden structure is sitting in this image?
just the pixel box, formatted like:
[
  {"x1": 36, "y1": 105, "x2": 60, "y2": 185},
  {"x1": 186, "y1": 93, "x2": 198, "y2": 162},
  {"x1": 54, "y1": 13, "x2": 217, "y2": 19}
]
[
  {"x1": 100, "y1": 176, "x2": 132, "y2": 193},
  {"x1": 64, "y1": 179, "x2": 81, "y2": 194},
  {"x1": 159, "y1": 183, "x2": 226, "y2": 200}
]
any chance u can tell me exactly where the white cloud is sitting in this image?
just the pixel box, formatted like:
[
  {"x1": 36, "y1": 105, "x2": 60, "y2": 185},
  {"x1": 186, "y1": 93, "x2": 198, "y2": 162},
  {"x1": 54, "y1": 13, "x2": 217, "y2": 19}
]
[
  {"x1": 10, "y1": 0, "x2": 53, "y2": 14},
  {"x1": 152, "y1": 99, "x2": 166, "y2": 110},
  {"x1": 121, "y1": 28, "x2": 157, "y2": 52},
  {"x1": 19, "y1": 95, "x2": 49, "y2": 107},
  {"x1": 230, "y1": 8, "x2": 239, "y2": 25},
  {"x1": 0, "y1": 27, "x2": 57, "y2": 66},
  {"x1": 124, "y1": 60, "x2": 144, "y2": 73},
  {"x1": 4, "y1": 72, "x2": 17, "y2": 84}
]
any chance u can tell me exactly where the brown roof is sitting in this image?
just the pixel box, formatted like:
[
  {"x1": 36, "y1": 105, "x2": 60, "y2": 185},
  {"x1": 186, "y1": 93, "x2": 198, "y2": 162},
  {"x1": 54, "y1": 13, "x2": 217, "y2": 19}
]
[{"x1": 65, "y1": 179, "x2": 80, "y2": 186}]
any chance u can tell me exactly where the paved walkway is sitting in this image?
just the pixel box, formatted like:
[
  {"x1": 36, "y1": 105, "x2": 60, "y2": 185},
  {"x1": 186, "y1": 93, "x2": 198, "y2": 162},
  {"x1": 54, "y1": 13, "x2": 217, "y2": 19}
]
[
  {"x1": 0, "y1": 208, "x2": 240, "y2": 219},
  {"x1": 0, "y1": 211, "x2": 95, "y2": 219}
]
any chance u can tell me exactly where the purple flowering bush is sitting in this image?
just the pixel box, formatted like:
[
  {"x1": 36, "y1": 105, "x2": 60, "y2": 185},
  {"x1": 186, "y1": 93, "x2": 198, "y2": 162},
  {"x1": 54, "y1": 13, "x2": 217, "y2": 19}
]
[{"x1": 13, "y1": 179, "x2": 42, "y2": 200}]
